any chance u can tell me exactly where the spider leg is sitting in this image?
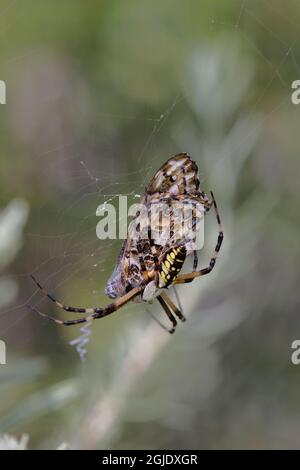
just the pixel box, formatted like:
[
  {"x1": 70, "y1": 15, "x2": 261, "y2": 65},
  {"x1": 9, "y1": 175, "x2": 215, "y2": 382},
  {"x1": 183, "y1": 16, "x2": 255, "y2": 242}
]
[
  {"x1": 29, "y1": 274, "x2": 141, "y2": 326},
  {"x1": 192, "y1": 201, "x2": 199, "y2": 270},
  {"x1": 175, "y1": 190, "x2": 224, "y2": 284},
  {"x1": 160, "y1": 290, "x2": 186, "y2": 322},
  {"x1": 145, "y1": 306, "x2": 175, "y2": 334},
  {"x1": 172, "y1": 285, "x2": 186, "y2": 321},
  {"x1": 193, "y1": 250, "x2": 198, "y2": 270},
  {"x1": 157, "y1": 294, "x2": 177, "y2": 334},
  {"x1": 30, "y1": 274, "x2": 96, "y2": 314},
  {"x1": 28, "y1": 305, "x2": 102, "y2": 326}
]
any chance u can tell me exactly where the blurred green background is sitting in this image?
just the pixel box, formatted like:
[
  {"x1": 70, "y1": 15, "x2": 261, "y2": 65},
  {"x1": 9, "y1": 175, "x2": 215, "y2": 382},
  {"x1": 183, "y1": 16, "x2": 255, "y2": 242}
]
[{"x1": 0, "y1": 0, "x2": 300, "y2": 450}]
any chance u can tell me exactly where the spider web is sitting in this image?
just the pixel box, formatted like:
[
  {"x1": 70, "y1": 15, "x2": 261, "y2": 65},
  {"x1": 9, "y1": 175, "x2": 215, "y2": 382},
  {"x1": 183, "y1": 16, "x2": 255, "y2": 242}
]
[
  {"x1": 1, "y1": 0, "x2": 299, "y2": 361},
  {"x1": 2, "y1": 94, "x2": 184, "y2": 358}
]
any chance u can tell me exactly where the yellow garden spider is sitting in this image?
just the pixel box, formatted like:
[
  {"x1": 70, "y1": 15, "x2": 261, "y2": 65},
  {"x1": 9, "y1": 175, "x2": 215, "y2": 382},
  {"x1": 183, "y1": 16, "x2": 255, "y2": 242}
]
[{"x1": 30, "y1": 153, "x2": 223, "y2": 334}]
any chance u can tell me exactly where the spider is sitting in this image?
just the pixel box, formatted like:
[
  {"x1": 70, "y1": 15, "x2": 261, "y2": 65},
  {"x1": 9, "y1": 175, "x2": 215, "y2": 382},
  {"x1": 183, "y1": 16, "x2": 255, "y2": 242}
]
[{"x1": 30, "y1": 153, "x2": 223, "y2": 334}]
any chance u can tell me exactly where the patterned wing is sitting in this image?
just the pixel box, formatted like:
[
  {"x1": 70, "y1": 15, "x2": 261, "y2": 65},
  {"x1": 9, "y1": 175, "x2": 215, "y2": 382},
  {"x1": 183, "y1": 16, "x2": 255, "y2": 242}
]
[
  {"x1": 105, "y1": 153, "x2": 204, "y2": 299},
  {"x1": 145, "y1": 153, "x2": 205, "y2": 257},
  {"x1": 146, "y1": 152, "x2": 200, "y2": 197},
  {"x1": 105, "y1": 218, "x2": 156, "y2": 299}
]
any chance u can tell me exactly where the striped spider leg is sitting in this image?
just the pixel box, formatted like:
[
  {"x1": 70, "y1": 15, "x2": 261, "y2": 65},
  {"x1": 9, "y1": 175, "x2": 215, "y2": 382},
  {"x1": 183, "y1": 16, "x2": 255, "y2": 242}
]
[
  {"x1": 29, "y1": 275, "x2": 143, "y2": 326},
  {"x1": 30, "y1": 153, "x2": 223, "y2": 334},
  {"x1": 174, "y1": 191, "x2": 223, "y2": 285},
  {"x1": 147, "y1": 289, "x2": 186, "y2": 335}
]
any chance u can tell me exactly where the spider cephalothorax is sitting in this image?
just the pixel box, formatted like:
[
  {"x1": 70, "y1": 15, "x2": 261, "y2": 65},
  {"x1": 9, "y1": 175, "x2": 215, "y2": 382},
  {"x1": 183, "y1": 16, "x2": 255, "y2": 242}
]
[{"x1": 30, "y1": 153, "x2": 223, "y2": 333}]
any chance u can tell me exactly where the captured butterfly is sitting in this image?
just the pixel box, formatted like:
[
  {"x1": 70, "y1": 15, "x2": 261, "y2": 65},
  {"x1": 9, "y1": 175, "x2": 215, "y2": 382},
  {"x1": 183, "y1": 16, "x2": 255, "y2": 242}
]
[{"x1": 30, "y1": 153, "x2": 223, "y2": 333}]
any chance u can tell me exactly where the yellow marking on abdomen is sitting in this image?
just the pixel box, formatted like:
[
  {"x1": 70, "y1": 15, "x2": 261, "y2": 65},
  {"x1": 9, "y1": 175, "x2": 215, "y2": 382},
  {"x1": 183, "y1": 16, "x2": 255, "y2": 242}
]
[{"x1": 159, "y1": 246, "x2": 187, "y2": 288}]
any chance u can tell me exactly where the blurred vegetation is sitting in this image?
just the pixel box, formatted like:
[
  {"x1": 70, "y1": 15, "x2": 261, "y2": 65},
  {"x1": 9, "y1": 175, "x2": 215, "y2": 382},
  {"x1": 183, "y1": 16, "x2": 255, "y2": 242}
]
[{"x1": 0, "y1": 0, "x2": 300, "y2": 449}]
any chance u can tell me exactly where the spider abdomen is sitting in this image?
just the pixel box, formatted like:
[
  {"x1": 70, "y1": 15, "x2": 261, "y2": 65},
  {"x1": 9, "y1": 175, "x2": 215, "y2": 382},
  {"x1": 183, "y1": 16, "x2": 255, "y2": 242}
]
[{"x1": 159, "y1": 246, "x2": 186, "y2": 288}]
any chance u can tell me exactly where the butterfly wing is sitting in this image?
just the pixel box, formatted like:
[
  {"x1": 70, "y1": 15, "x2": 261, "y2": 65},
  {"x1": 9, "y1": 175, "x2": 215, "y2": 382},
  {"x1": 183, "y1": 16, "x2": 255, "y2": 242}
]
[
  {"x1": 146, "y1": 152, "x2": 200, "y2": 196},
  {"x1": 105, "y1": 153, "x2": 203, "y2": 298},
  {"x1": 145, "y1": 153, "x2": 206, "y2": 258}
]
